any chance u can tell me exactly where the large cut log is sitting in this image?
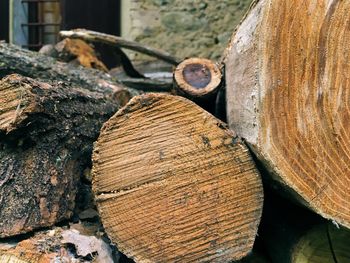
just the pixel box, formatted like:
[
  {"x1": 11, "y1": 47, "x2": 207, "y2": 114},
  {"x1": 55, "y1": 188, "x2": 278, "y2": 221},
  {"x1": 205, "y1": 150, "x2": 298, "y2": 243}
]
[
  {"x1": 0, "y1": 74, "x2": 124, "y2": 237},
  {"x1": 92, "y1": 93, "x2": 263, "y2": 262},
  {"x1": 225, "y1": 0, "x2": 350, "y2": 228}
]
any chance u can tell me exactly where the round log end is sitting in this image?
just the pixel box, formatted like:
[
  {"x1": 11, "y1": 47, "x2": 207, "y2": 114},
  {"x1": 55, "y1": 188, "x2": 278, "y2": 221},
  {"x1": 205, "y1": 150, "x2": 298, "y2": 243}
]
[
  {"x1": 292, "y1": 224, "x2": 350, "y2": 263},
  {"x1": 174, "y1": 58, "x2": 222, "y2": 98},
  {"x1": 92, "y1": 93, "x2": 263, "y2": 262},
  {"x1": 225, "y1": 0, "x2": 350, "y2": 228}
]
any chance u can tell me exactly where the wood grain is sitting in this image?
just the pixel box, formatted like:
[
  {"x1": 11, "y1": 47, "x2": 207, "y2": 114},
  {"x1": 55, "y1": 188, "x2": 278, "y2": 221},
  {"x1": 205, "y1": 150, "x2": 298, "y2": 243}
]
[
  {"x1": 174, "y1": 58, "x2": 222, "y2": 99},
  {"x1": 92, "y1": 94, "x2": 263, "y2": 262},
  {"x1": 225, "y1": 0, "x2": 350, "y2": 228}
]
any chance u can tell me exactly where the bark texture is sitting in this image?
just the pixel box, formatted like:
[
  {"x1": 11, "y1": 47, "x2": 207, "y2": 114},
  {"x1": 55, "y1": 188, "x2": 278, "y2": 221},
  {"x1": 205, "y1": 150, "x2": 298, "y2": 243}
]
[
  {"x1": 0, "y1": 74, "x2": 122, "y2": 237},
  {"x1": 92, "y1": 93, "x2": 263, "y2": 262},
  {"x1": 0, "y1": 42, "x2": 125, "y2": 96},
  {"x1": 225, "y1": 0, "x2": 350, "y2": 228}
]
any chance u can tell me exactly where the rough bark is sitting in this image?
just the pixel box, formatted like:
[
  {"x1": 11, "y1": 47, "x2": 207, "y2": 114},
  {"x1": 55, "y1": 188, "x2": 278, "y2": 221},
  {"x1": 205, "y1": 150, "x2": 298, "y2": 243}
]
[
  {"x1": 0, "y1": 223, "x2": 114, "y2": 263},
  {"x1": 0, "y1": 74, "x2": 123, "y2": 237},
  {"x1": 92, "y1": 93, "x2": 263, "y2": 262},
  {"x1": 0, "y1": 42, "x2": 128, "y2": 96},
  {"x1": 225, "y1": 0, "x2": 350, "y2": 228}
]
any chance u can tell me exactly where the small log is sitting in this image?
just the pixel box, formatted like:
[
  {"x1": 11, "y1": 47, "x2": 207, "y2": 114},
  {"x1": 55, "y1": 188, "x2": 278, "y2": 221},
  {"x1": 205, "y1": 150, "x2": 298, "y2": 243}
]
[
  {"x1": 225, "y1": 0, "x2": 350, "y2": 228},
  {"x1": 60, "y1": 29, "x2": 181, "y2": 65},
  {"x1": 0, "y1": 42, "x2": 129, "y2": 96},
  {"x1": 92, "y1": 93, "x2": 263, "y2": 262},
  {"x1": 0, "y1": 74, "x2": 124, "y2": 237},
  {"x1": 174, "y1": 58, "x2": 222, "y2": 99},
  {"x1": 260, "y1": 193, "x2": 350, "y2": 263},
  {"x1": 173, "y1": 58, "x2": 223, "y2": 114}
]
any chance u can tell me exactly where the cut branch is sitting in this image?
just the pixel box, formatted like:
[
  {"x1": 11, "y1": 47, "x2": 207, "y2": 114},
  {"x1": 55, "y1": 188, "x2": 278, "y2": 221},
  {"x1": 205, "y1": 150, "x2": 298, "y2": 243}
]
[
  {"x1": 174, "y1": 58, "x2": 222, "y2": 99},
  {"x1": 119, "y1": 77, "x2": 172, "y2": 92},
  {"x1": 60, "y1": 29, "x2": 181, "y2": 65}
]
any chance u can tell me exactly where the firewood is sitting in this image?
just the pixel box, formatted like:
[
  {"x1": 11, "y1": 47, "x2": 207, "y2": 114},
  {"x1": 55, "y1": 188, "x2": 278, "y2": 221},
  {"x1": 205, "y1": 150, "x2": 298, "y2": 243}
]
[
  {"x1": 174, "y1": 58, "x2": 222, "y2": 99},
  {"x1": 0, "y1": 74, "x2": 125, "y2": 237},
  {"x1": 291, "y1": 224, "x2": 350, "y2": 263},
  {"x1": 54, "y1": 38, "x2": 108, "y2": 72},
  {"x1": 0, "y1": 42, "x2": 132, "y2": 97},
  {"x1": 173, "y1": 58, "x2": 222, "y2": 114},
  {"x1": 260, "y1": 193, "x2": 350, "y2": 263},
  {"x1": 92, "y1": 93, "x2": 263, "y2": 262},
  {"x1": 60, "y1": 29, "x2": 181, "y2": 65},
  {"x1": 119, "y1": 77, "x2": 172, "y2": 92},
  {"x1": 224, "y1": 0, "x2": 350, "y2": 228}
]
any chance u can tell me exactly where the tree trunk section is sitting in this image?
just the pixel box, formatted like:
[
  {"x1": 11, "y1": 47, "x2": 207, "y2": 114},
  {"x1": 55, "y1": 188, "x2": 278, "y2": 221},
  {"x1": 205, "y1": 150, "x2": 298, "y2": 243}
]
[
  {"x1": 0, "y1": 74, "x2": 123, "y2": 237},
  {"x1": 260, "y1": 193, "x2": 350, "y2": 263},
  {"x1": 225, "y1": 0, "x2": 350, "y2": 228},
  {"x1": 92, "y1": 93, "x2": 263, "y2": 262}
]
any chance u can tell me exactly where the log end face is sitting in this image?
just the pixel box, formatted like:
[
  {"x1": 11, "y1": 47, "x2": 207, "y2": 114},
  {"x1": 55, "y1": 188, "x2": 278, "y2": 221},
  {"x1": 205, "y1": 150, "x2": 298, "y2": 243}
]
[
  {"x1": 226, "y1": 0, "x2": 350, "y2": 227},
  {"x1": 174, "y1": 58, "x2": 222, "y2": 98},
  {"x1": 292, "y1": 224, "x2": 350, "y2": 263},
  {"x1": 92, "y1": 93, "x2": 263, "y2": 262}
]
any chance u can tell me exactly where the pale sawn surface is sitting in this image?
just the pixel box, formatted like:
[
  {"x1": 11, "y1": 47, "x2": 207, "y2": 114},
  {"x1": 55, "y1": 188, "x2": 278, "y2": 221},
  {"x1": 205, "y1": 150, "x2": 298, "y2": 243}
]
[
  {"x1": 225, "y1": 0, "x2": 350, "y2": 228},
  {"x1": 92, "y1": 94, "x2": 263, "y2": 262}
]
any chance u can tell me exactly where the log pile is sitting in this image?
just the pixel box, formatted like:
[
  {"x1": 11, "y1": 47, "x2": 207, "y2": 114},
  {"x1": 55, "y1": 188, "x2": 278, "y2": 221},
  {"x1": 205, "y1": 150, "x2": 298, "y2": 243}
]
[{"x1": 1, "y1": 1, "x2": 350, "y2": 262}]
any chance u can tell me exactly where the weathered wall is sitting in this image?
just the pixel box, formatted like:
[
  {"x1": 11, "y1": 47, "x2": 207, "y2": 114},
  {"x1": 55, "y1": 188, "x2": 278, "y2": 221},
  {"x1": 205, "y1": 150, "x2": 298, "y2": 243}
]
[{"x1": 121, "y1": 0, "x2": 253, "y2": 61}]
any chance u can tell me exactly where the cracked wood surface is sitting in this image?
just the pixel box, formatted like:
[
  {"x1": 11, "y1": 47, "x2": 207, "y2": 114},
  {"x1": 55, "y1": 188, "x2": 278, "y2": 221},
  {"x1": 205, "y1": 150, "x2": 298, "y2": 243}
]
[
  {"x1": 225, "y1": 0, "x2": 350, "y2": 228},
  {"x1": 92, "y1": 93, "x2": 263, "y2": 262}
]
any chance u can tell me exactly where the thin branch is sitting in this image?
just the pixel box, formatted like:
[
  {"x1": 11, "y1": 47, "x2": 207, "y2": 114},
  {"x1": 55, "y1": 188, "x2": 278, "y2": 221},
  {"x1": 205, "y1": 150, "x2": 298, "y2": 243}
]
[{"x1": 60, "y1": 29, "x2": 181, "y2": 65}]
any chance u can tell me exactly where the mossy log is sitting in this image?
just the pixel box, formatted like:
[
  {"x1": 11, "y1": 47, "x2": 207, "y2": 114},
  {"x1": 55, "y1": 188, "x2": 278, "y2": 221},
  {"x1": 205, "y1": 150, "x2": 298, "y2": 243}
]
[{"x1": 260, "y1": 192, "x2": 350, "y2": 263}]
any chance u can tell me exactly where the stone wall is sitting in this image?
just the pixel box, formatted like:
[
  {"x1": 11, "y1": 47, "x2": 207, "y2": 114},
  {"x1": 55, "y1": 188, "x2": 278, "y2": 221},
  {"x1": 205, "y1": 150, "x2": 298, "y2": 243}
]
[{"x1": 121, "y1": 0, "x2": 253, "y2": 62}]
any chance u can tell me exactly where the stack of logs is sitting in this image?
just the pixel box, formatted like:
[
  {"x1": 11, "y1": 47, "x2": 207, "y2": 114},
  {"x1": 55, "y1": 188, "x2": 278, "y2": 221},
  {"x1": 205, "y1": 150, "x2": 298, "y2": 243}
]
[{"x1": 1, "y1": 1, "x2": 350, "y2": 262}]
